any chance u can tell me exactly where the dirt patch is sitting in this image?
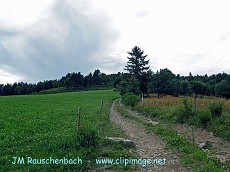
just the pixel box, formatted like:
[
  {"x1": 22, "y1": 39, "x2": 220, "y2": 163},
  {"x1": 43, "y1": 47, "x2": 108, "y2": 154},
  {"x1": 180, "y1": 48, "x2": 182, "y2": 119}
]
[
  {"x1": 119, "y1": 100, "x2": 229, "y2": 165},
  {"x1": 109, "y1": 100, "x2": 191, "y2": 172},
  {"x1": 173, "y1": 124, "x2": 230, "y2": 163}
]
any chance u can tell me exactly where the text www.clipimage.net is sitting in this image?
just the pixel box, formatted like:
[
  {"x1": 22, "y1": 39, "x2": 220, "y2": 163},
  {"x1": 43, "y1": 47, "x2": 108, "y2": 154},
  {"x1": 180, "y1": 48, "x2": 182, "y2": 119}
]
[{"x1": 95, "y1": 157, "x2": 166, "y2": 167}]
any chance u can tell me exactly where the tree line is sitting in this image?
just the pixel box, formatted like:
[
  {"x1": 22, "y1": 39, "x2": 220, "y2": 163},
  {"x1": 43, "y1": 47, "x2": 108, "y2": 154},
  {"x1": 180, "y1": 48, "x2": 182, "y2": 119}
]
[
  {"x1": 116, "y1": 68, "x2": 230, "y2": 99},
  {"x1": 0, "y1": 69, "x2": 117, "y2": 96},
  {"x1": 116, "y1": 46, "x2": 230, "y2": 99},
  {"x1": 1, "y1": 46, "x2": 229, "y2": 98}
]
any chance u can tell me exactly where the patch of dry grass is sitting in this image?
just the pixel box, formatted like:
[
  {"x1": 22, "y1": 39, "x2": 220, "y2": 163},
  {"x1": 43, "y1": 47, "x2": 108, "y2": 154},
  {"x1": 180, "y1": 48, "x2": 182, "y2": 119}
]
[
  {"x1": 135, "y1": 94, "x2": 230, "y2": 140},
  {"x1": 138, "y1": 94, "x2": 229, "y2": 115}
]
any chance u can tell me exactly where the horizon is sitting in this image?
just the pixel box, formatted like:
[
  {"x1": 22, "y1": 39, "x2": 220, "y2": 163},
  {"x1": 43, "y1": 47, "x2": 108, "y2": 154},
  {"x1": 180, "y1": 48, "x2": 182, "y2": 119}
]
[
  {"x1": 1, "y1": 67, "x2": 229, "y2": 85},
  {"x1": 1, "y1": 0, "x2": 230, "y2": 84}
]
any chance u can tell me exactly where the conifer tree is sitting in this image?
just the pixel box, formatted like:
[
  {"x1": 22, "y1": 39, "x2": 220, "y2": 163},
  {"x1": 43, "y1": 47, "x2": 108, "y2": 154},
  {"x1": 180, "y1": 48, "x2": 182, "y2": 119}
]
[{"x1": 124, "y1": 46, "x2": 150, "y2": 94}]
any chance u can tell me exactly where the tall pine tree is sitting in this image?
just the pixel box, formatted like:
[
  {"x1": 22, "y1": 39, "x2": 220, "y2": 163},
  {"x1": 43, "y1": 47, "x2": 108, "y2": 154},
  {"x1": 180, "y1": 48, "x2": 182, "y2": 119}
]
[{"x1": 124, "y1": 46, "x2": 150, "y2": 95}]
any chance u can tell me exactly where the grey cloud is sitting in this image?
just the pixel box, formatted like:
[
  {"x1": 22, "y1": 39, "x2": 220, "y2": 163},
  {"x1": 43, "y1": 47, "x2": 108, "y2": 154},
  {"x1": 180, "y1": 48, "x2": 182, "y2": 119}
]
[
  {"x1": 0, "y1": 43, "x2": 7, "y2": 59},
  {"x1": 135, "y1": 9, "x2": 149, "y2": 18},
  {"x1": 166, "y1": 52, "x2": 230, "y2": 76},
  {"x1": 0, "y1": 26, "x2": 19, "y2": 39},
  {"x1": 156, "y1": 52, "x2": 211, "y2": 76},
  {"x1": 0, "y1": 0, "x2": 120, "y2": 83}
]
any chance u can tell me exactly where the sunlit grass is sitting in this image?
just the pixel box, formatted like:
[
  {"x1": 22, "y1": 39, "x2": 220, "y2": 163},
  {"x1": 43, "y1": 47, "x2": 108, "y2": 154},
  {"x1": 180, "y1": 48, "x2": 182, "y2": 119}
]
[{"x1": 0, "y1": 90, "x2": 128, "y2": 171}]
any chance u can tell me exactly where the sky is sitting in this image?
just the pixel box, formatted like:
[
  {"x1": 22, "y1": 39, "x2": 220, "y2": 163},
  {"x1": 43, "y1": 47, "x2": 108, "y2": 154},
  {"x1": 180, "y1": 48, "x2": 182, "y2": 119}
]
[{"x1": 0, "y1": 0, "x2": 230, "y2": 84}]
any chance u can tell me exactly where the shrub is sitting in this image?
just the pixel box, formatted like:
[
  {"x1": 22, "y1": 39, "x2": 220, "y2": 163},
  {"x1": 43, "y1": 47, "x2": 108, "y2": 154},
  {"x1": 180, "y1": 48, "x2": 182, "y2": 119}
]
[
  {"x1": 174, "y1": 97, "x2": 194, "y2": 123},
  {"x1": 209, "y1": 101, "x2": 224, "y2": 117},
  {"x1": 122, "y1": 92, "x2": 140, "y2": 107},
  {"x1": 197, "y1": 111, "x2": 212, "y2": 128},
  {"x1": 181, "y1": 97, "x2": 193, "y2": 116},
  {"x1": 215, "y1": 80, "x2": 230, "y2": 98},
  {"x1": 76, "y1": 128, "x2": 98, "y2": 149},
  {"x1": 209, "y1": 114, "x2": 230, "y2": 140}
]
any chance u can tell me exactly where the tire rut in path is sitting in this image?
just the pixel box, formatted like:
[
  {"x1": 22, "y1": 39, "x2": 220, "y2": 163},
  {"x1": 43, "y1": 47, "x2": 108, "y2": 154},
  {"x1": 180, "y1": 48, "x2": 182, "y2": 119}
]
[{"x1": 110, "y1": 100, "x2": 192, "y2": 172}]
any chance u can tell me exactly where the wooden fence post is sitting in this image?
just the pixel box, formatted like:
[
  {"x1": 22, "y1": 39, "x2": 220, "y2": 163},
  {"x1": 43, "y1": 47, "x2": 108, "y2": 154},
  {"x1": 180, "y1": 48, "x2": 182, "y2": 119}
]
[
  {"x1": 77, "y1": 107, "x2": 81, "y2": 129},
  {"x1": 194, "y1": 92, "x2": 196, "y2": 113},
  {"x1": 142, "y1": 93, "x2": 144, "y2": 105},
  {"x1": 192, "y1": 126, "x2": 195, "y2": 152},
  {"x1": 100, "y1": 99, "x2": 103, "y2": 111}
]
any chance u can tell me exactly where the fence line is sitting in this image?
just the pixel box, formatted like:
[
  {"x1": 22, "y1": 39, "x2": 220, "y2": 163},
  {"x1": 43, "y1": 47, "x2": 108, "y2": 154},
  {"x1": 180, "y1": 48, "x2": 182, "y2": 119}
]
[{"x1": 77, "y1": 107, "x2": 81, "y2": 129}]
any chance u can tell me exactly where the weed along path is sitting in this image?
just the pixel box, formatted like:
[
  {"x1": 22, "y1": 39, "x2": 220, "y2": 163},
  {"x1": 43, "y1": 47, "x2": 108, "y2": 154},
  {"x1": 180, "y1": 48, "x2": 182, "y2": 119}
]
[
  {"x1": 110, "y1": 99, "x2": 191, "y2": 172},
  {"x1": 173, "y1": 123, "x2": 230, "y2": 162}
]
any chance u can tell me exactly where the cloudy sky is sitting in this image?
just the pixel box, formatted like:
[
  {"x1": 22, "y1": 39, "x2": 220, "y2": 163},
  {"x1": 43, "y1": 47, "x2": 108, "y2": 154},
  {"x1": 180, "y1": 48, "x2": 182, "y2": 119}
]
[{"x1": 0, "y1": 0, "x2": 230, "y2": 84}]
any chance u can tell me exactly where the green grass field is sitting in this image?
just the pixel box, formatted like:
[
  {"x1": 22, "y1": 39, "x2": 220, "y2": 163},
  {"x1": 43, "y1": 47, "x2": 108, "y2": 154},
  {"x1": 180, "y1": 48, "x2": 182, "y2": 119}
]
[{"x1": 1, "y1": 90, "x2": 136, "y2": 171}]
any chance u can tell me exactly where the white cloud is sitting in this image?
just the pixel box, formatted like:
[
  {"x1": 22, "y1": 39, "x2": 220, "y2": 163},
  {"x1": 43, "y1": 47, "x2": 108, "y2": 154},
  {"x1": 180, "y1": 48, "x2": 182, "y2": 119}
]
[
  {"x1": 0, "y1": 0, "x2": 120, "y2": 83},
  {"x1": 0, "y1": 0, "x2": 54, "y2": 27},
  {"x1": 0, "y1": 66, "x2": 26, "y2": 84},
  {"x1": 0, "y1": 0, "x2": 230, "y2": 84}
]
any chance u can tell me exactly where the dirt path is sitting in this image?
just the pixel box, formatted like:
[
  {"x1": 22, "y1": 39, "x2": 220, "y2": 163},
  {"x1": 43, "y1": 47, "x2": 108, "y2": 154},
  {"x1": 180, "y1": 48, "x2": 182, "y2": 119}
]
[
  {"x1": 123, "y1": 105, "x2": 229, "y2": 164},
  {"x1": 174, "y1": 124, "x2": 230, "y2": 163},
  {"x1": 110, "y1": 100, "x2": 192, "y2": 172}
]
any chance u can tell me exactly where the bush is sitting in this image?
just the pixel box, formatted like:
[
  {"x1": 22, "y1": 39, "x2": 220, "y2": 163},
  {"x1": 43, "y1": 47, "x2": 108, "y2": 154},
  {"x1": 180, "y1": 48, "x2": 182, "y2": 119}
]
[
  {"x1": 209, "y1": 115, "x2": 230, "y2": 140},
  {"x1": 209, "y1": 101, "x2": 224, "y2": 117},
  {"x1": 174, "y1": 97, "x2": 194, "y2": 123},
  {"x1": 181, "y1": 97, "x2": 193, "y2": 116},
  {"x1": 76, "y1": 128, "x2": 98, "y2": 149},
  {"x1": 215, "y1": 80, "x2": 230, "y2": 98},
  {"x1": 122, "y1": 92, "x2": 140, "y2": 107},
  {"x1": 196, "y1": 111, "x2": 212, "y2": 128}
]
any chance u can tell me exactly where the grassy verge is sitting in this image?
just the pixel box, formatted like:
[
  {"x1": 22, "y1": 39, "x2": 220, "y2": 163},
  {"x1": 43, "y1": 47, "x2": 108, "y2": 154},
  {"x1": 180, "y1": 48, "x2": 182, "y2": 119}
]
[
  {"x1": 135, "y1": 95, "x2": 230, "y2": 141},
  {"x1": 0, "y1": 90, "x2": 136, "y2": 171},
  {"x1": 115, "y1": 100, "x2": 228, "y2": 172},
  {"x1": 96, "y1": 97, "x2": 138, "y2": 171},
  {"x1": 38, "y1": 86, "x2": 114, "y2": 94}
]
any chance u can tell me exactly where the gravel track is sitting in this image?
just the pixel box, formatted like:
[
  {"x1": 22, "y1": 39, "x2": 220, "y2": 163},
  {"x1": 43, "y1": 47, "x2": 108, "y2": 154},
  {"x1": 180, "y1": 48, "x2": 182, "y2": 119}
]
[{"x1": 109, "y1": 100, "x2": 192, "y2": 172}]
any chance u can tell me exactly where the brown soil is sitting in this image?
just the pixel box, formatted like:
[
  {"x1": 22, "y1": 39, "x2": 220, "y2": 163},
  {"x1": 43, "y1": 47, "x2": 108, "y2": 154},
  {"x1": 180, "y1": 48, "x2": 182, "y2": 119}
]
[
  {"x1": 109, "y1": 100, "x2": 192, "y2": 172},
  {"x1": 124, "y1": 103, "x2": 230, "y2": 164},
  {"x1": 173, "y1": 124, "x2": 230, "y2": 163}
]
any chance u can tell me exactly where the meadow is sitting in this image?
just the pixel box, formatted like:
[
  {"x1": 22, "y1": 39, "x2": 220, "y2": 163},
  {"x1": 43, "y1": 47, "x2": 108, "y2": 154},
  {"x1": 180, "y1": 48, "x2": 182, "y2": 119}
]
[
  {"x1": 0, "y1": 90, "x2": 135, "y2": 171},
  {"x1": 135, "y1": 95, "x2": 230, "y2": 140}
]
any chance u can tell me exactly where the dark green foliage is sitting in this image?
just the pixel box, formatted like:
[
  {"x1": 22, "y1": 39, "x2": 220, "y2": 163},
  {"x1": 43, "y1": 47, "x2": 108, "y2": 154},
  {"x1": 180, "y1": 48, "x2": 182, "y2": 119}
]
[
  {"x1": 179, "y1": 80, "x2": 191, "y2": 96},
  {"x1": 209, "y1": 101, "x2": 224, "y2": 117},
  {"x1": 181, "y1": 97, "x2": 194, "y2": 116},
  {"x1": 124, "y1": 46, "x2": 150, "y2": 94},
  {"x1": 122, "y1": 92, "x2": 140, "y2": 107},
  {"x1": 174, "y1": 97, "x2": 194, "y2": 123},
  {"x1": 148, "y1": 68, "x2": 230, "y2": 98},
  {"x1": 209, "y1": 114, "x2": 230, "y2": 140},
  {"x1": 148, "y1": 68, "x2": 175, "y2": 97},
  {"x1": 118, "y1": 75, "x2": 140, "y2": 95},
  {"x1": 170, "y1": 79, "x2": 180, "y2": 96},
  {"x1": 125, "y1": 46, "x2": 149, "y2": 79},
  {"x1": 114, "y1": 77, "x2": 122, "y2": 88},
  {"x1": 92, "y1": 69, "x2": 101, "y2": 86},
  {"x1": 196, "y1": 111, "x2": 212, "y2": 128},
  {"x1": 1, "y1": 66, "x2": 230, "y2": 98},
  {"x1": 76, "y1": 128, "x2": 98, "y2": 149},
  {"x1": 215, "y1": 80, "x2": 230, "y2": 98},
  {"x1": 190, "y1": 80, "x2": 208, "y2": 95},
  {"x1": 0, "y1": 69, "x2": 118, "y2": 96}
]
